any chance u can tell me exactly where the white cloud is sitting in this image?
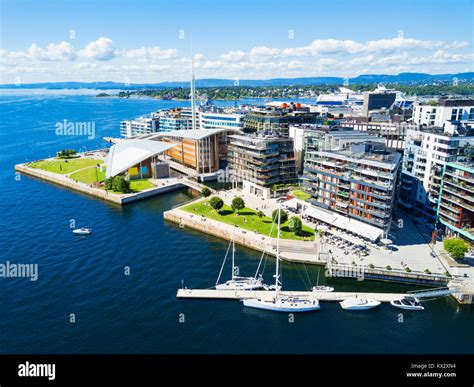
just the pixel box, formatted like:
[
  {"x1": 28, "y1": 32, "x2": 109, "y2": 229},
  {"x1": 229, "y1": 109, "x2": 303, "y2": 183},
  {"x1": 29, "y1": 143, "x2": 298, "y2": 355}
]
[
  {"x1": 79, "y1": 37, "x2": 116, "y2": 61},
  {"x1": 27, "y1": 41, "x2": 76, "y2": 61},
  {"x1": 119, "y1": 46, "x2": 178, "y2": 60},
  {"x1": 0, "y1": 35, "x2": 471, "y2": 83},
  {"x1": 250, "y1": 46, "x2": 281, "y2": 57},
  {"x1": 220, "y1": 50, "x2": 246, "y2": 62}
]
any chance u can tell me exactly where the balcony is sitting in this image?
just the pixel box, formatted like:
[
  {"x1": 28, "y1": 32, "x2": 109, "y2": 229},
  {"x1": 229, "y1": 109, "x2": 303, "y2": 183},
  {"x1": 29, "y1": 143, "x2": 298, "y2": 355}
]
[
  {"x1": 442, "y1": 186, "x2": 474, "y2": 203},
  {"x1": 441, "y1": 194, "x2": 474, "y2": 212},
  {"x1": 438, "y1": 209, "x2": 459, "y2": 223},
  {"x1": 445, "y1": 170, "x2": 474, "y2": 184}
]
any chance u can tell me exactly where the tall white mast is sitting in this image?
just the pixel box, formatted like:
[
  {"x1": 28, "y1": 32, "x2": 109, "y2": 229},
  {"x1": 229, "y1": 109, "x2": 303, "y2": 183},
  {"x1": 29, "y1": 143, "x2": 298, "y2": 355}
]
[
  {"x1": 275, "y1": 204, "x2": 281, "y2": 299},
  {"x1": 190, "y1": 37, "x2": 196, "y2": 132},
  {"x1": 232, "y1": 227, "x2": 236, "y2": 280}
]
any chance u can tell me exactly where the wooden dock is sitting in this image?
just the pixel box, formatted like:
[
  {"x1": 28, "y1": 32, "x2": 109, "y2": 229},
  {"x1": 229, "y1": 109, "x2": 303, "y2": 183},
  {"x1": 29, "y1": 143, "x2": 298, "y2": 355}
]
[{"x1": 176, "y1": 289, "x2": 406, "y2": 303}]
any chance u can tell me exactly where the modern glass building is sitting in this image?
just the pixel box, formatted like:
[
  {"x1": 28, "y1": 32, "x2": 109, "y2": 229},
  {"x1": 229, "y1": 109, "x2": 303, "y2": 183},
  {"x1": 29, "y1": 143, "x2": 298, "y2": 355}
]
[
  {"x1": 303, "y1": 141, "x2": 401, "y2": 231},
  {"x1": 227, "y1": 132, "x2": 297, "y2": 198},
  {"x1": 436, "y1": 161, "x2": 474, "y2": 241}
]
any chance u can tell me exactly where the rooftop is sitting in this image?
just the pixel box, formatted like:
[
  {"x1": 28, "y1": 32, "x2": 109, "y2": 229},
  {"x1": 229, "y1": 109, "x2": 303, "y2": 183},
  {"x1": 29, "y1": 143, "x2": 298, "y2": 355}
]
[
  {"x1": 142, "y1": 128, "x2": 241, "y2": 141},
  {"x1": 105, "y1": 139, "x2": 175, "y2": 178}
]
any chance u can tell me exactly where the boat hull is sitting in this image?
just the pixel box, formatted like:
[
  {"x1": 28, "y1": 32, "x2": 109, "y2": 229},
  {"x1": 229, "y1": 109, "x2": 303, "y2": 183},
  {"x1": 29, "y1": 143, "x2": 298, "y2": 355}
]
[
  {"x1": 340, "y1": 298, "x2": 381, "y2": 310},
  {"x1": 73, "y1": 229, "x2": 92, "y2": 235},
  {"x1": 390, "y1": 300, "x2": 424, "y2": 311},
  {"x1": 215, "y1": 278, "x2": 264, "y2": 290},
  {"x1": 243, "y1": 298, "x2": 320, "y2": 312}
]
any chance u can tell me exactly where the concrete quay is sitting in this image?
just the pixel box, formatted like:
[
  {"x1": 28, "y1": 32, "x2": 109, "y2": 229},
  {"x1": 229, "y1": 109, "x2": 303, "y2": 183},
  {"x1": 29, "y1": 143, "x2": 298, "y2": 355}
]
[
  {"x1": 15, "y1": 163, "x2": 206, "y2": 205},
  {"x1": 164, "y1": 207, "x2": 324, "y2": 264}
]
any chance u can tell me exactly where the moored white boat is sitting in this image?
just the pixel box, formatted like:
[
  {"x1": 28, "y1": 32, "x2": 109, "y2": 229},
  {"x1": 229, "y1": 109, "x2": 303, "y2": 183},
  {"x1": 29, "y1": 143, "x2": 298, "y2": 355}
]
[
  {"x1": 243, "y1": 296, "x2": 320, "y2": 312},
  {"x1": 216, "y1": 276, "x2": 264, "y2": 290},
  {"x1": 390, "y1": 296, "x2": 424, "y2": 311},
  {"x1": 242, "y1": 205, "x2": 320, "y2": 313},
  {"x1": 312, "y1": 286, "x2": 335, "y2": 292},
  {"x1": 73, "y1": 228, "x2": 92, "y2": 235},
  {"x1": 340, "y1": 296, "x2": 381, "y2": 310},
  {"x1": 215, "y1": 231, "x2": 265, "y2": 291}
]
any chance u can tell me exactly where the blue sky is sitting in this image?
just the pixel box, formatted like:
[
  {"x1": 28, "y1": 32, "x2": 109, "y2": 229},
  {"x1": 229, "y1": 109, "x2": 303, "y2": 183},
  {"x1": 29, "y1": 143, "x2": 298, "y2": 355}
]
[{"x1": 1, "y1": 0, "x2": 473, "y2": 83}]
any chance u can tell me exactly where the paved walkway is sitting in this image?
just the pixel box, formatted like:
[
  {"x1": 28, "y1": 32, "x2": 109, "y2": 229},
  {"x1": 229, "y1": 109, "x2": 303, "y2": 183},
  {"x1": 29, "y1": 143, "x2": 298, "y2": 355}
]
[
  {"x1": 168, "y1": 207, "x2": 322, "y2": 264},
  {"x1": 214, "y1": 190, "x2": 449, "y2": 276}
]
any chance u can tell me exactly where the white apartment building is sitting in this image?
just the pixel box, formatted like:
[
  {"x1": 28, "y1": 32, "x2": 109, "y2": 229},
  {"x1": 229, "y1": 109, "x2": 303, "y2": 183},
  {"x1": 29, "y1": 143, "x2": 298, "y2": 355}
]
[
  {"x1": 199, "y1": 110, "x2": 244, "y2": 131},
  {"x1": 120, "y1": 116, "x2": 159, "y2": 138},
  {"x1": 399, "y1": 124, "x2": 474, "y2": 222},
  {"x1": 412, "y1": 99, "x2": 474, "y2": 127}
]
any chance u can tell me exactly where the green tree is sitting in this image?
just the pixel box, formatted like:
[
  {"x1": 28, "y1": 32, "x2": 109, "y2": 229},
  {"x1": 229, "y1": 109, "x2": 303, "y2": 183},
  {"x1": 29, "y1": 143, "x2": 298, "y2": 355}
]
[
  {"x1": 231, "y1": 197, "x2": 245, "y2": 214},
  {"x1": 201, "y1": 186, "x2": 211, "y2": 198},
  {"x1": 113, "y1": 176, "x2": 131, "y2": 193},
  {"x1": 444, "y1": 238, "x2": 468, "y2": 260},
  {"x1": 105, "y1": 177, "x2": 114, "y2": 190},
  {"x1": 256, "y1": 210, "x2": 264, "y2": 218},
  {"x1": 272, "y1": 209, "x2": 288, "y2": 224},
  {"x1": 209, "y1": 196, "x2": 224, "y2": 213},
  {"x1": 288, "y1": 216, "x2": 302, "y2": 234}
]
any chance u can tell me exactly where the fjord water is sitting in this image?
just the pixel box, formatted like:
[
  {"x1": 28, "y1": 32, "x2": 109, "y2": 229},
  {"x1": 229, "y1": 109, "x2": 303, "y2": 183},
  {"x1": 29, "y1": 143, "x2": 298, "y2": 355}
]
[{"x1": 0, "y1": 92, "x2": 472, "y2": 354}]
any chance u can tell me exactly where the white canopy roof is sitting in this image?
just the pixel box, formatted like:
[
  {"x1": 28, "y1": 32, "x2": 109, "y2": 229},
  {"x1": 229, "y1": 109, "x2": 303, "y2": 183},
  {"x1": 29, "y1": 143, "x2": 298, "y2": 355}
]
[
  {"x1": 106, "y1": 139, "x2": 175, "y2": 178},
  {"x1": 303, "y1": 205, "x2": 383, "y2": 241},
  {"x1": 140, "y1": 128, "x2": 240, "y2": 141}
]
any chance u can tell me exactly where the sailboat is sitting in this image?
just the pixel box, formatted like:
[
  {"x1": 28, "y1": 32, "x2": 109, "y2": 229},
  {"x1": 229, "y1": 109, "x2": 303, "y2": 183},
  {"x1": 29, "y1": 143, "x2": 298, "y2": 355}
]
[
  {"x1": 311, "y1": 267, "x2": 335, "y2": 292},
  {"x1": 242, "y1": 205, "x2": 320, "y2": 312},
  {"x1": 215, "y1": 231, "x2": 264, "y2": 290}
]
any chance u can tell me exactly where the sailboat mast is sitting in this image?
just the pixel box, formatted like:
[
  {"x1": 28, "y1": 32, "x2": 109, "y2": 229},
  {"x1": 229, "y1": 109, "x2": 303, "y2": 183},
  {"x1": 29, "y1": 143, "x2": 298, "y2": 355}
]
[
  {"x1": 232, "y1": 230, "x2": 236, "y2": 280},
  {"x1": 190, "y1": 38, "x2": 196, "y2": 132},
  {"x1": 275, "y1": 204, "x2": 281, "y2": 298}
]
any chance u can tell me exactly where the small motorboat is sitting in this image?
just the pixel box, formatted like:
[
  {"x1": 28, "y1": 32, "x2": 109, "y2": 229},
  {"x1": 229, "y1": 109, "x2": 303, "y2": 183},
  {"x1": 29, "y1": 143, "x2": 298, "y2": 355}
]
[
  {"x1": 340, "y1": 296, "x2": 381, "y2": 310},
  {"x1": 390, "y1": 296, "x2": 425, "y2": 311},
  {"x1": 312, "y1": 286, "x2": 335, "y2": 292},
  {"x1": 73, "y1": 228, "x2": 92, "y2": 235}
]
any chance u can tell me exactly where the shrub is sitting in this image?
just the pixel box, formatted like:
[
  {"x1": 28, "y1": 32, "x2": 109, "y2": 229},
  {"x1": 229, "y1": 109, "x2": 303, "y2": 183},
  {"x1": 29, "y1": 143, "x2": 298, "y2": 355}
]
[
  {"x1": 424, "y1": 269, "x2": 431, "y2": 274},
  {"x1": 201, "y1": 187, "x2": 211, "y2": 198},
  {"x1": 209, "y1": 196, "x2": 224, "y2": 213},
  {"x1": 444, "y1": 271, "x2": 452, "y2": 277},
  {"x1": 288, "y1": 216, "x2": 302, "y2": 233},
  {"x1": 443, "y1": 238, "x2": 468, "y2": 260},
  {"x1": 368, "y1": 263, "x2": 374, "y2": 269},
  {"x1": 272, "y1": 209, "x2": 288, "y2": 224},
  {"x1": 231, "y1": 197, "x2": 245, "y2": 214},
  {"x1": 405, "y1": 267, "x2": 412, "y2": 273},
  {"x1": 105, "y1": 177, "x2": 114, "y2": 190},
  {"x1": 256, "y1": 210, "x2": 264, "y2": 218},
  {"x1": 113, "y1": 176, "x2": 131, "y2": 193},
  {"x1": 385, "y1": 265, "x2": 392, "y2": 270},
  {"x1": 57, "y1": 149, "x2": 77, "y2": 159}
]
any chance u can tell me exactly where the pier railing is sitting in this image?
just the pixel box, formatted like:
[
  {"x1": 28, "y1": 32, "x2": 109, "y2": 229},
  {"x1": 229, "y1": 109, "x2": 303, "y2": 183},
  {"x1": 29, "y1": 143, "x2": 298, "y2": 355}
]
[{"x1": 327, "y1": 262, "x2": 450, "y2": 285}]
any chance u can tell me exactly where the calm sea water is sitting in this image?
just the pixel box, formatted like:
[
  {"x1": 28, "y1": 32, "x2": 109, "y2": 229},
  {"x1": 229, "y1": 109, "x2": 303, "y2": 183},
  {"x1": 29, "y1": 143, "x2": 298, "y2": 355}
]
[{"x1": 0, "y1": 92, "x2": 473, "y2": 354}]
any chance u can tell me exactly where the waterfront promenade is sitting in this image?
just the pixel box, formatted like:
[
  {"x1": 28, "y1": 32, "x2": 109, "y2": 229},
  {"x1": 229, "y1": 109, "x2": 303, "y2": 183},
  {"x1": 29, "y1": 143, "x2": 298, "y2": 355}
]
[
  {"x1": 15, "y1": 157, "x2": 208, "y2": 205},
  {"x1": 164, "y1": 207, "x2": 322, "y2": 264}
]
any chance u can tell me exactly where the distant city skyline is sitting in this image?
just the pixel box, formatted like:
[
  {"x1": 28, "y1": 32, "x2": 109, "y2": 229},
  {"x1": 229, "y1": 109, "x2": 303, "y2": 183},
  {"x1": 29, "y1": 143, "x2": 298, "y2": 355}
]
[{"x1": 1, "y1": 0, "x2": 473, "y2": 84}]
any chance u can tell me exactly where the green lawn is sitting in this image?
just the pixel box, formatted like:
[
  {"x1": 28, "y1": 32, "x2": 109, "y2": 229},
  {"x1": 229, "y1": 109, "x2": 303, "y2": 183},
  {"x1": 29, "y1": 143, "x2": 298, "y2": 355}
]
[
  {"x1": 29, "y1": 158, "x2": 103, "y2": 175},
  {"x1": 182, "y1": 200, "x2": 314, "y2": 241},
  {"x1": 130, "y1": 179, "x2": 155, "y2": 191},
  {"x1": 291, "y1": 189, "x2": 311, "y2": 201},
  {"x1": 103, "y1": 178, "x2": 155, "y2": 194},
  {"x1": 70, "y1": 166, "x2": 106, "y2": 184}
]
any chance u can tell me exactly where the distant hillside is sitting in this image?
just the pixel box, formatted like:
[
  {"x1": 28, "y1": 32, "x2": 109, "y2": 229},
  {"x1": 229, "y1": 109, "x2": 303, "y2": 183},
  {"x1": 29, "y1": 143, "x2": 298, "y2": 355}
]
[{"x1": 1, "y1": 72, "x2": 473, "y2": 89}]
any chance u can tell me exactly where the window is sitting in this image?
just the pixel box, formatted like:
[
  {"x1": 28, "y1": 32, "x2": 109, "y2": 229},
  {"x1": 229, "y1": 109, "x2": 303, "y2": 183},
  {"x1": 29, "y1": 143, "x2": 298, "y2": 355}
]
[{"x1": 451, "y1": 109, "x2": 458, "y2": 121}]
